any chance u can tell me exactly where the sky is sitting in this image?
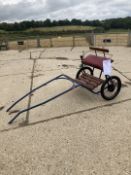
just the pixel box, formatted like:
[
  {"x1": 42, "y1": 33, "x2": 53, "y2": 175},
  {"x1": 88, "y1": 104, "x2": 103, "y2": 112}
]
[{"x1": 0, "y1": 0, "x2": 131, "y2": 22}]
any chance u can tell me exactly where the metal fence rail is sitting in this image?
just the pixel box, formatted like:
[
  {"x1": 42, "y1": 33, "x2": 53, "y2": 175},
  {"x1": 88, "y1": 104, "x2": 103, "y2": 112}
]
[{"x1": 0, "y1": 31, "x2": 131, "y2": 51}]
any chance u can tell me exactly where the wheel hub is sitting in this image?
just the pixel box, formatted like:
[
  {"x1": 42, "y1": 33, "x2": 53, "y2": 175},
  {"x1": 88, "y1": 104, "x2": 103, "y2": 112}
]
[{"x1": 108, "y1": 84, "x2": 115, "y2": 92}]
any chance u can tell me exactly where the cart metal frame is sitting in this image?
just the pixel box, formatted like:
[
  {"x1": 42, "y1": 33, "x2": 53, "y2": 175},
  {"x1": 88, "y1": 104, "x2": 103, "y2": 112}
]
[{"x1": 7, "y1": 74, "x2": 101, "y2": 124}]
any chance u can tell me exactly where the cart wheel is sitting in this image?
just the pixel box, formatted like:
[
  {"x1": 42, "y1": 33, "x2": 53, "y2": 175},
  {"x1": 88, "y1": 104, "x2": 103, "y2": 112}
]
[
  {"x1": 101, "y1": 76, "x2": 121, "y2": 100},
  {"x1": 76, "y1": 67, "x2": 93, "y2": 79}
]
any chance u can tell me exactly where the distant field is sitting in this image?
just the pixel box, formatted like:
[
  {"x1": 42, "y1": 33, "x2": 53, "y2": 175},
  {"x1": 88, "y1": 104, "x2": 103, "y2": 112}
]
[
  {"x1": 0, "y1": 25, "x2": 96, "y2": 40},
  {"x1": 107, "y1": 29, "x2": 129, "y2": 33},
  {"x1": 26, "y1": 25, "x2": 95, "y2": 32}
]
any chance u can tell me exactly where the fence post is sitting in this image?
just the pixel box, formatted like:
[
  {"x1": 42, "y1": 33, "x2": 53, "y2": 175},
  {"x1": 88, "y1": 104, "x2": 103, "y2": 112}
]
[
  {"x1": 30, "y1": 51, "x2": 32, "y2": 59},
  {"x1": 72, "y1": 36, "x2": 75, "y2": 47},
  {"x1": 50, "y1": 38, "x2": 53, "y2": 47},
  {"x1": 37, "y1": 36, "x2": 41, "y2": 48},
  {"x1": 0, "y1": 38, "x2": 9, "y2": 51},
  {"x1": 6, "y1": 39, "x2": 9, "y2": 50},
  {"x1": 91, "y1": 31, "x2": 96, "y2": 46},
  {"x1": 93, "y1": 33, "x2": 96, "y2": 46},
  {"x1": 128, "y1": 29, "x2": 131, "y2": 47}
]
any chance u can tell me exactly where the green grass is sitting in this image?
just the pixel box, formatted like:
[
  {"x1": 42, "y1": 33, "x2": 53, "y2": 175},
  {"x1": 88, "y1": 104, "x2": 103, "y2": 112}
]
[{"x1": 0, "y1": 30, "x2": 7, "y2": 34}]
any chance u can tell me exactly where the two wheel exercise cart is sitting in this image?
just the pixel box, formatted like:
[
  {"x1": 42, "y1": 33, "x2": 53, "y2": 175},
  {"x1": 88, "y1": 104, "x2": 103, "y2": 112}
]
[{"x1": 7, "y1": 47, "x2": 122, "y2": 124}]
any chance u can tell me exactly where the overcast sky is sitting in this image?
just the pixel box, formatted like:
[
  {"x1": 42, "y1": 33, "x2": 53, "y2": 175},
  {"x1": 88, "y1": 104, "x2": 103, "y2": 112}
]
[{"x1": 0, "y1": 0, "x2": 131, "y2": 22}]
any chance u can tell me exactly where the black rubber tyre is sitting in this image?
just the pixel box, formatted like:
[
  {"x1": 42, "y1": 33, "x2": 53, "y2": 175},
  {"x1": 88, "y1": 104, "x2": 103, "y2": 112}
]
[
  {"x1": 76, "y1": 67, "x2": 93, "y2": 79},
  {"x1": 101, "y1": 76, "x2": 121, "y2": 100}
]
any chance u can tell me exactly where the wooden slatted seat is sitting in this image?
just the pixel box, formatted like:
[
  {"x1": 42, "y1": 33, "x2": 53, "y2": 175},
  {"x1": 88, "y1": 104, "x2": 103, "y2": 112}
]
[{"x1": 75, "y1": 73, "x2": 103, "y2": 90}]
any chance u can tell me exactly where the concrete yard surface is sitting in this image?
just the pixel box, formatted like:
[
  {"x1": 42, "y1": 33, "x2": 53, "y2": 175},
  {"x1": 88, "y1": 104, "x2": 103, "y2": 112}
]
[{"x1": 0, "y1": 47, "x2": 131, "y2": 175}]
